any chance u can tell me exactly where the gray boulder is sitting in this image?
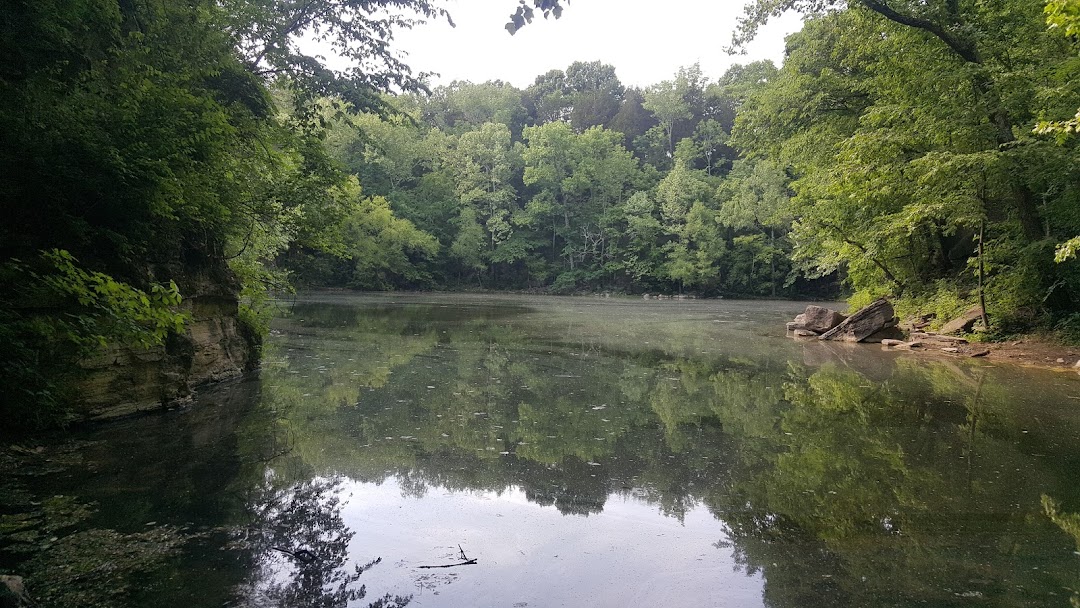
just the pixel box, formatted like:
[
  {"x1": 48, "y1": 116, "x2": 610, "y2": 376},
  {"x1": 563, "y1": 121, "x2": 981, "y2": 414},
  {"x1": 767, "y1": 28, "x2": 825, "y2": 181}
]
[
  {"x1": 819, "y1": 298, "x2": 895, "y2": 342},
  {"x1": 799, "y1": 305, "x2": 847, "y2": 333}
]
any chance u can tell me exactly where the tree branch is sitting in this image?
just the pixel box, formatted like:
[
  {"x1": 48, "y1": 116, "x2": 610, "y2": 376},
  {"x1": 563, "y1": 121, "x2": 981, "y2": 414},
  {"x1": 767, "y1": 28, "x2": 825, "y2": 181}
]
[{"x1": 856, "y1": 0, "x2": 981, "y2": 64}]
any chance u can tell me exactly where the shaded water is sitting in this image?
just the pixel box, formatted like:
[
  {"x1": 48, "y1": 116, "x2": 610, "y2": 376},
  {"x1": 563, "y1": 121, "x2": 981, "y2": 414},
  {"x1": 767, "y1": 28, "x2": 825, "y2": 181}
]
[{"x1": 4, "y1": 293, "x2": 1080, "y2": 607}]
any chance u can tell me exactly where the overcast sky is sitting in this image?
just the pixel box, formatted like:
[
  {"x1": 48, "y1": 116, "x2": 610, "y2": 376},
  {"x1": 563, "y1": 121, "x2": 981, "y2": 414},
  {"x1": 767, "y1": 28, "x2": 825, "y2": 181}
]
[{"x1": 383, "y1": 1, "x2": 805, "y2": 89}]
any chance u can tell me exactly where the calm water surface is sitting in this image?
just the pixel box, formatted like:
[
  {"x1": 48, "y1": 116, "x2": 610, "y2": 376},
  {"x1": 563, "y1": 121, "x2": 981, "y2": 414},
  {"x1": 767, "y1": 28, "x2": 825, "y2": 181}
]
[{"x1": 10, "y1": 293, "x2": 1080, "y2": 607}]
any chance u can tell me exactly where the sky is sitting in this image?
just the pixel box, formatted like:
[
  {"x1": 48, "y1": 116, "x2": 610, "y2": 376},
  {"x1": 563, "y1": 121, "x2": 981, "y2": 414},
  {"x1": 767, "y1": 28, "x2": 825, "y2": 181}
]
[{"x1": 381, "y1": 1, "x2": 805, "y2": 89}]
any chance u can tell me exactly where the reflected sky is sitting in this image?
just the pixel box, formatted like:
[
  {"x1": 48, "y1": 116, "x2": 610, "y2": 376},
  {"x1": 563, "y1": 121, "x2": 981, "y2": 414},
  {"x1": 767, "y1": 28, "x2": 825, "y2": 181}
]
[{"x1": 337, "y1": 477, "x2": 763, "y2": 607}]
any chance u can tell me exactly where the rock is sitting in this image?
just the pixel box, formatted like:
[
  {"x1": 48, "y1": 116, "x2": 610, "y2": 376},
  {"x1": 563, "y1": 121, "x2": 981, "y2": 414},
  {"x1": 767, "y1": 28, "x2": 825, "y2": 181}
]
[
  {"x1": 0, "y1": 575, "x2": 32, "y2": 608},
  {"x1": 788, "y1": 306, "x2": 846, "y2": 334},
  {"x1": 862, "y1": 325, "x2": 905, "y2": 343},
  {"x1": 642, "y1": 293, "x2": 650, "y2": 299},
  {"x1": 970, "y1": 349, "x2": 991, "y2": 357},
  {"x1": 942, "y1": 347, "x2": 960, "y2": 353},
  {"x1": 74, "y1": 268, "x2": 257, "y2": 420},
  {"x1": 793, "y1": 329, "x2": 819, "y2": 337},
  {"x1": 909, "y1": 332, "x2": 968, "y2": 345},
  {"x1": 819, "y1": 298, "x2": 895, "y2": 342},
  {"x1": 880, "y1": 339, "x2": 906, "y2": 347},
  {"x1": 797, "y1": 305, "x2": 847, "y2": 333},
  {"x1": 1057, "y1": 358, "x2": 1066, "y2": 364},
  {"x1": 939, "y1": 306, "x2": 985, "y2": 335}
]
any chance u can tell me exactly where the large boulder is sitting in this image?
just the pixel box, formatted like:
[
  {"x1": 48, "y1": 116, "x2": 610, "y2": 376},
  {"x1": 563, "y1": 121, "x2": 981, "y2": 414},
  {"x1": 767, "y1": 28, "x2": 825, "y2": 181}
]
[
  {"x1": 819, "y1": 298, "x2": 896, "y2": 343},
  {"x1": 798, "y1": 305, "x2": 847, "y2": 333}
]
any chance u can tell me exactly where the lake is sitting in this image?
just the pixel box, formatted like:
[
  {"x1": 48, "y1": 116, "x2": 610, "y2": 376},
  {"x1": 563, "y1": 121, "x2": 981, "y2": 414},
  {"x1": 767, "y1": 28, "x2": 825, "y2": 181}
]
[{"x1": 4, "y1": 293, "x2": 1080, "y2": 607}]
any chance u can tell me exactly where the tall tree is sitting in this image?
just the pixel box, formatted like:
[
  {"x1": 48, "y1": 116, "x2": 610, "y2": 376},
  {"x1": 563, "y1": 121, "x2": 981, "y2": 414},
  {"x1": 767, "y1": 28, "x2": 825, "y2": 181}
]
[{"x1": 448, "y1": 122, "x2": 520, "y2": 278}]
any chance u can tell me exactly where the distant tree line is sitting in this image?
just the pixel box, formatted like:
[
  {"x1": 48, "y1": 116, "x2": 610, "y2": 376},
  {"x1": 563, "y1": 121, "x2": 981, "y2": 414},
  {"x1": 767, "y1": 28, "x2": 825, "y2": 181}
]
[{"x1": 290, "y1": 60, "x2": 823, "y2": 298}]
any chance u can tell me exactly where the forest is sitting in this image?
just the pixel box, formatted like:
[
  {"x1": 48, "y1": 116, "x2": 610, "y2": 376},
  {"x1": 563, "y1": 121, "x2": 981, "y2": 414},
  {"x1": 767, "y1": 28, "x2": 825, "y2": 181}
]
[{"x1": 2, "y1": 0, "x2": 1080, "y2": 428}]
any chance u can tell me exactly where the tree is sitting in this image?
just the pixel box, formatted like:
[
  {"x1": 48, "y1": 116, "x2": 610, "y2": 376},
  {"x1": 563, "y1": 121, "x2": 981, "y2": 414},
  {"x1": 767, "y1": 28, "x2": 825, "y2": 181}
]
[
  {"x1": 1039, "y1": 0, "x2": 1080, "y2": 263},
  {"x1": 735, "y1": 0, "x2": 1063, "y2": 242},
  {"x1": 643, "y1": 79, "x2": 692, "y2": 159},
  {"x1": 448, "y1": 122, "x2": 520, "y2": 278},
  {"x1": 610, "y1": 88, "x2": 659, "y2": 152},
  {"x1": 522, "y1": 122, "x2": 642, "y2": 281},
  {"x1": 524, "y1": 69, "x2": 572, "y2": 125},
  {"x1": 565, "y1": 61, "x2": 625, "y2": 131},
  {"x1": 655, "y1": 155, "x2": 723, "y2": 292},
  {"x1": 220, "y1": 0, "x2": 449, "y2": 114},
  {"x1": 0, "y1": 0, "x2": 450, "y2": 425},
  {"x1": 717, "y1": 158, "x2": 793, "y2": 295},
  {"x1": 423, "y1": 81, "x2": 529, "y2": 139}
]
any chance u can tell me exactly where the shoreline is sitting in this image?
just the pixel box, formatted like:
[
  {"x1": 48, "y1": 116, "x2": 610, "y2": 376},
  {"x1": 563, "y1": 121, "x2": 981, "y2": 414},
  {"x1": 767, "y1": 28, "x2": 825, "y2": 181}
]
[{"x1": 793, "y1": 330, "x2": 1080, "y2": 374}]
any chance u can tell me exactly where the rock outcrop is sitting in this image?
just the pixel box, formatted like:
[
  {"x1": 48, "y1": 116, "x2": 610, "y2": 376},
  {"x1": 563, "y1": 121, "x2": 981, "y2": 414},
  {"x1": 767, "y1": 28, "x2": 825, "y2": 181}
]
[
  {"x1": 817, "y1": 298, "x2": 898, "y2": 342},
  {"x1": 74, "y1": 269, "x2": 257, "y2": 420}
]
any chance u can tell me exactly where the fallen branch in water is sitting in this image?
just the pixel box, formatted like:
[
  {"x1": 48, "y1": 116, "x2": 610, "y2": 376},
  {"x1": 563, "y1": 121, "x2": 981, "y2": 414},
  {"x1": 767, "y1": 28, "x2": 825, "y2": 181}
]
[
  {"x1": 417, "y1": 558, "x2": 477, "y2": 569},
  {"x1": 418, "y1": 545, "x2": 477, "y2": 569}
]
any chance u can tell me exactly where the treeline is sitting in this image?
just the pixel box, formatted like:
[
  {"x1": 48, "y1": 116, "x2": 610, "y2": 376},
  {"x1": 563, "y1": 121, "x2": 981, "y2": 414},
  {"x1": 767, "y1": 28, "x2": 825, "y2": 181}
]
[
  {"x1": 276, "y1": 0, "x2": 1080, "y2": 339},
  {"x1": 284, "y1": 61, "x2": 821, "y2": 297}
]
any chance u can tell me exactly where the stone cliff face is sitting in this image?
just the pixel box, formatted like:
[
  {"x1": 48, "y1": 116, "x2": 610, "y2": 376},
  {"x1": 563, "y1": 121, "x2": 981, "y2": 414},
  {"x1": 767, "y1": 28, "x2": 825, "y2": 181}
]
[{"x1": 75, "y1": 270, "x2": 258, "y2": 420}]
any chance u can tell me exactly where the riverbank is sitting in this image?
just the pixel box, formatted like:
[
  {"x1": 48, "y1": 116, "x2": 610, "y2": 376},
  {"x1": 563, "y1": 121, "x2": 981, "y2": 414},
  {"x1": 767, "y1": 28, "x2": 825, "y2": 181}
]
[{"x1": 889, "y1": 334, "x2": 1080, "y2": 371}]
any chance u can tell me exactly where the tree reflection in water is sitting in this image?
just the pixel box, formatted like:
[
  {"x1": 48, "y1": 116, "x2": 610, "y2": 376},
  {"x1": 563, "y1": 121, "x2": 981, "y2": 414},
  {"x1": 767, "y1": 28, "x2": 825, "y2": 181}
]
[
  {"x1": 233, "y1": 474, "x2": 411, "y2": 608},
  {"x1": 252, "y1": 296, "x2": 1080, "y2": 607}
]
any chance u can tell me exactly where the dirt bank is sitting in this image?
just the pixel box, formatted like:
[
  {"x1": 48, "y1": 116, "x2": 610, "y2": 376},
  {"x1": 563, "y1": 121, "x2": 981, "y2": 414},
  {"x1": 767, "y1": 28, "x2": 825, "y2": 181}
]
[{"x1": 886, "y1": 334, "x2": 1080, "y2": 372}]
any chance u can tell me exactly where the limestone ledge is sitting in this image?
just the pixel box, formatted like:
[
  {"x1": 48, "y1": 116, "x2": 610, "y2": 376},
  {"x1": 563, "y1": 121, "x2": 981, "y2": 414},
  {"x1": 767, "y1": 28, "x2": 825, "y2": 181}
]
[{"x1": 74, "y1": 286, "x2": 256, "y2": 421}]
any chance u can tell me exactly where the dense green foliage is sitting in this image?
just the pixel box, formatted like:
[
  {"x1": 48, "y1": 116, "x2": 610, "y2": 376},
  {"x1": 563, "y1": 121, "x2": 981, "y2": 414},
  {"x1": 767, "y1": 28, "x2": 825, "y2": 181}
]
[
  {"x1": 300, "y1": 61, "x2": 818, "y2": 297},
  {"x1": 727, "y1": 0, "x2": 1080, "y2": 333},
  {"x1": 0, "y1": 0, "x2": 445, "y2": 429}
]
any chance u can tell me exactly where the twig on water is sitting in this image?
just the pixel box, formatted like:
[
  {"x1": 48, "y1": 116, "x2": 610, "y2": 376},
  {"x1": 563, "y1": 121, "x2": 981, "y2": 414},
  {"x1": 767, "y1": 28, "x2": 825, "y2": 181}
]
[
  {"x1": 418, "y1": 558, "x2": 477, "y2": 569},
  {"x1": 418, "y1": 545, "x2": 477, "y2": 569}
]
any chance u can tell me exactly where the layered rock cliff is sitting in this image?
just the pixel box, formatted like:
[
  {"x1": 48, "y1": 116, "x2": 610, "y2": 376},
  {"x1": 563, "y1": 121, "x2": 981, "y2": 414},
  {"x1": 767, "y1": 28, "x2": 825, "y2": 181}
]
[{"x1": 74, "y1": 270, "x2": 258, "y2": 420}]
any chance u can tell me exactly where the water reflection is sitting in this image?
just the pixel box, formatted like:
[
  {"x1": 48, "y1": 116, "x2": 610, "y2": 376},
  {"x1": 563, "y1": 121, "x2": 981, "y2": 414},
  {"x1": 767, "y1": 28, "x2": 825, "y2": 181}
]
[
  {"x1": 238, "y1": 294, "x2": 1080, "y2": 607},
  {"x1": 11, "y1": 294, "x2": 1080, "y2": 607},
  {"x1": 230, "y1": 474, "x2": 408, "y2": 608}
]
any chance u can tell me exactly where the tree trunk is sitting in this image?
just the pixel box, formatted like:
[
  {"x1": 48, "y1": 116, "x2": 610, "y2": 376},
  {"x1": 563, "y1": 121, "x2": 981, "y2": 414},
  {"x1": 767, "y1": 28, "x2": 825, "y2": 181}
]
[{"x1": 978, "y1": 221, "x2": 990, "y2": 329}]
